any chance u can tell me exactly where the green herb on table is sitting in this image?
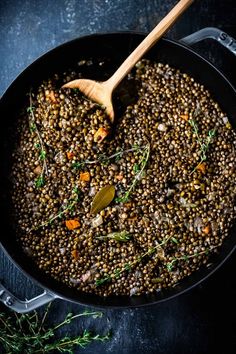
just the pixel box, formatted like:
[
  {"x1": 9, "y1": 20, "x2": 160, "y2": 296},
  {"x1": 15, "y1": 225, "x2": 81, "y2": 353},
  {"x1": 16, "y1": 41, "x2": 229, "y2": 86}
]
[{"x1": 0, "y1": 304, "x2": 110, "y2": 354}]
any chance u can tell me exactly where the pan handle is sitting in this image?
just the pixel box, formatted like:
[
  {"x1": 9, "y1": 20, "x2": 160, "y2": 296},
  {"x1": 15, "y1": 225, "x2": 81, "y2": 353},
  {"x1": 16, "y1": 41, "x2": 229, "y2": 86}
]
[
  {"x1": 0, "y1": 282, "x2": 58, "y2": 313},
  {"x1": 180, "y1": 27, "x2": 236, "y2": 56}
]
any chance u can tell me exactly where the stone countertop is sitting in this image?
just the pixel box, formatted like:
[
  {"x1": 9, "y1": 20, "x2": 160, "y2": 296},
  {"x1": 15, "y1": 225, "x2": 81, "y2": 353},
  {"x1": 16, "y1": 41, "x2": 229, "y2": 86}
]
[{"x1": 0, "y1": 1, "x2": 236, "y2": 353}]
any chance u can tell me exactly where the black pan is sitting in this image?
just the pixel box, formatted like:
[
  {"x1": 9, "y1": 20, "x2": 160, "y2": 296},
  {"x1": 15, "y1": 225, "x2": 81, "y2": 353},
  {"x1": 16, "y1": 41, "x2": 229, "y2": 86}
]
[{"x1": 0, "y1": 29, "x2": 236, "y2": 312}]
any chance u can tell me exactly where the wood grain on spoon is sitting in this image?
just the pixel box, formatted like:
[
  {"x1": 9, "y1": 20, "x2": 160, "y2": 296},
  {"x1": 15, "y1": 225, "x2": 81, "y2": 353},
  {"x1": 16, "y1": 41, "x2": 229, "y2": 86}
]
[{"x1": 62, "y1": 0, "x2": 193, "y2": 121}]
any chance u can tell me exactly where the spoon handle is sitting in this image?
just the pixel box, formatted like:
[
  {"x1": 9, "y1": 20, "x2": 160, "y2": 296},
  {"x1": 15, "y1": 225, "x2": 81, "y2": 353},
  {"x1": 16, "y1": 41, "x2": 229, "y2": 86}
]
[{"x1": 105, "y1": 0, "x2": 193, "y2": 91}]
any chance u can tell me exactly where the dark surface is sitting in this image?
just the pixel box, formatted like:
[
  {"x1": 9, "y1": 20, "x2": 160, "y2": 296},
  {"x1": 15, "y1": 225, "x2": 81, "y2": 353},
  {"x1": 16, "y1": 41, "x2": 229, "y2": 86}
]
[{"x1": 0, "y1": 1, "x2": 236, "y2": 353}]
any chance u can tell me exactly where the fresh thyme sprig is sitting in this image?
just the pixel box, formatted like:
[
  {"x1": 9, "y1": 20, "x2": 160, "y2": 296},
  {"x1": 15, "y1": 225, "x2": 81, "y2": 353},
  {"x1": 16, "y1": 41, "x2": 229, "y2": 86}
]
[
  {"x1": 0, "y1": 305, "x2": 110, "y2": 354},
  {"x1": 115, "y1": 143, "x2": 150, "y2": 203},
  {"x1": 30, "y1": 187, "x2": 81, "y2": 231},
  {"x1": 95, "y1": 233, "x2": 171, "y2": 286},
  {"x1": 72, "y1": 145, "x2": 144, "y2": 169},
  {"x1": 28, "y1": 91, "x2": 48, "y2": 187},
  {"x1": 166, "y1": 247, "x2": 215, "y2": 271},
  {"x1": 189, "y1": 119, "x2": 216, "y2": 174},
  {"x1": 96, "y1": 230, "x2": 131, "y2": 242}
]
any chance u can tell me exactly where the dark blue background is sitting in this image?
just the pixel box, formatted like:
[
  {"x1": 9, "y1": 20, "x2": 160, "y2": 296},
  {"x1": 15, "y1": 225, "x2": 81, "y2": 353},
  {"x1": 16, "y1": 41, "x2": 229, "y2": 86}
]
[{"x1": 0, "y1": 1, "x2": 236, "y2": 353}]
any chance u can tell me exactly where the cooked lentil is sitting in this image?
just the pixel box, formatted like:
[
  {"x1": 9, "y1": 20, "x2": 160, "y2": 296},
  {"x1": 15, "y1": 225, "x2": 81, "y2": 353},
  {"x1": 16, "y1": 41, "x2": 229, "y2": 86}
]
[{"x1": 11, "y1": 59, "x2": 236, "y2": 296}]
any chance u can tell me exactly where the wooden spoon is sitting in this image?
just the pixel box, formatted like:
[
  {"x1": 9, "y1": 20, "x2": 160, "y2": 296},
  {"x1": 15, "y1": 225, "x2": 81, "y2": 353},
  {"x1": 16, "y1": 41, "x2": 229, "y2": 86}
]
[{"x1": 62, "y1": 0, "x2": 193, "y2": 121}]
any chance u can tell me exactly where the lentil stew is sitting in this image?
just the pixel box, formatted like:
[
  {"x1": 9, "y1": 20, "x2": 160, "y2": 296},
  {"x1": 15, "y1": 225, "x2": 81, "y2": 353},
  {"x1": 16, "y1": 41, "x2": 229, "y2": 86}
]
[{"x1": 9, "y1": 57, "x2": 236, "y2": 298}]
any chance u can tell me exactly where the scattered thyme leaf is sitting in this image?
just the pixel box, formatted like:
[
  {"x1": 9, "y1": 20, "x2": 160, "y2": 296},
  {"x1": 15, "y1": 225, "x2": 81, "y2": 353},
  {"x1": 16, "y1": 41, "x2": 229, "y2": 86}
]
[
  {"x1": 35, "y1": 175, "x2": 45, "y2": 188},
  {"x1": 171, "y1": 237, "x2": 179, "y2": 244},
  {"x1": 96, "y1": 231, "x2": 131, "y2": 242},
  {"x1": 0, "y1": 306, "x2": 110, "y2": 353},
  {"x1": 30, "y1": 123, "x2": 36, "y2": 132},
  {"x1": 39, "y1": 149, "x2": 46, "y2": 161},
  {"x1": 133, "y1": 163, "x2": 140, "y2": 173},
  {"x1": 189, "y1": 118, "x2": 216, "y2": 174},
  {"x1": 72, "y1": 161, "x2": 85, "y2": 170},
  {"x1": 116, "y1": 143, "x2": 150, "y2": 203},
  {"x1": 95, "y1": 276, "x2": 111, "y2": 286}
]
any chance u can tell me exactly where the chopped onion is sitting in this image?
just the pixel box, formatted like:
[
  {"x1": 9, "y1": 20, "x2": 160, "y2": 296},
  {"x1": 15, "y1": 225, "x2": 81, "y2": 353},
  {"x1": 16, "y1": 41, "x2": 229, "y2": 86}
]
[
  {"x1": 70, "y1": 278, "x2": 80, "y2": 285},
  {"x1": 167, "y1": 188, "x2": 175, "y2": 197},
  {"x1": 211, "y1": 221, "x2": 218, "y2": 234},
  {"x1": 194, "y1": 217, "x2": 203, "y2": 234},
  {"x1": 81, "y1": 271, "x2": 91, "y2": 282},
  {"x1": 59, "y1": 247, "x2": 66, "y2": 255},
  {"x1": 130, "y1": 287, "x2": 138, "y2": 296},
  {"x1": 91, "y1": 214, "x2": 103, "y2": 228},
  {"x1": 54, "y1": 151, "x2": 65, "y2": 164},
  {"x1": 179, "y1": 197, "x2": 186, "y2": 205},
  {"x1": 134, "y1": 270, "x2": 141, "y2": 279},
  {"x1": 158, "y1": 123, "x2": 167, "y2": 132},
  {"x1": 223, "y1": 116, "x2": 228, "y2": 124},
  {"x1": 89, "y1": 186, "x2": 96, "y2": 197}
]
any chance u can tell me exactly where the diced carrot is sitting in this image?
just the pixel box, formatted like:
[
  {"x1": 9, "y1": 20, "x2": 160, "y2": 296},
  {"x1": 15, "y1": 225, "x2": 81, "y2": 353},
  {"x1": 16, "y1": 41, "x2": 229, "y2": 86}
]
[
  {"x1": 196, "y1": 162, "x2": 206, "y2": 174},
  {"x1": 71, "y1": 249, "x2": 79, "y2": 260},
  {"x1": 116, "y1": 174, "x2": 123, "y2": 181},
  {"x1": 180, "y1": 114, "x2": 189, "y2": 121},
  {"x1": 49, "y1": 90, "x2": 57, "y2": 103},
  {"x1": 66, "y1": 151, "x2": 75, "y2": 160},
  {"x1": 65, "y1": 219, "x2": 81, "y2": 230},
  {"x1": 124, "y1": 202, "x2": 132, "y2": 209},
  {"x1": 203, "y1": 224, "x2": 211, "y2": 235},
  {"x1": 94, "y1": 127, "x2": 109, "y2": 142},
  {"x1": 79, "y1": 172, "x2": 90, "y2": 182},
  {"x1": 34, "y1": 165, "x2": 42, "y2": 175}
]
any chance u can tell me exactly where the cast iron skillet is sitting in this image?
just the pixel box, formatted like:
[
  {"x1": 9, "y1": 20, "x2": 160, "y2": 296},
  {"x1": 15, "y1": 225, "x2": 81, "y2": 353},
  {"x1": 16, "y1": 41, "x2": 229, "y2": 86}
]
[{"x1": 0, "y1": 28, "x2": 236, "y2": 312}]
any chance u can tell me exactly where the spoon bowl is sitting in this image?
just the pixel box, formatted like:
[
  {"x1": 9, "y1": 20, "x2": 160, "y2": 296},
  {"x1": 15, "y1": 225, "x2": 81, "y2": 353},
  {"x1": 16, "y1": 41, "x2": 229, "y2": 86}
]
[
  {"x1": 62, "y1": 0, "x2": 193, "y2": 121},
  {"x1": 63, "y1": 78, "x2": 115, "y2": 120}
]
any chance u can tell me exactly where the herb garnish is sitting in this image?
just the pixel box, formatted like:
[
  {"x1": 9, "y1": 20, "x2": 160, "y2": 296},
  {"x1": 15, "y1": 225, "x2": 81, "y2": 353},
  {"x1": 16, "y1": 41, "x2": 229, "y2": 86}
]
[
  {"x1": 189, "y1": 118, "x2": 216, "y2": 173},
  {"x1": 0, "y1": 304, "x2": 110, "y2": 353},
  {"x1": 115, "y1": 143, "x2": 150, "y2": 203},
  {"x1": 31, "y1": 187, "x2": 81, "y2": 231},
  {"x1": 28, "y1": 91, "x2": 48, "y2": 187},
  {"x1": 96, "y1": 230, "x2": 131, "y2": 242},
  {"x1": 72, "y1": 145, "x2": 145, "y2": 169},
  {"x1": 166, "y1": 248, "x2": 215, "y2": 271},
  {"x1": 95, "y1": 233, "x2": 171, "y2": 286},
  {"x1": 35, "y1": 175, "x2": 45, "y2": 189}
]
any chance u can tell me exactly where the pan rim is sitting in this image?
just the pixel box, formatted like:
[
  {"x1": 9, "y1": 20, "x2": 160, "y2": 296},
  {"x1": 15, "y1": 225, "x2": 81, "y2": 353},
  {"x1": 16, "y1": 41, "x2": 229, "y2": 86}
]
[{"x1": 1, "y1": 31, "x2": 235, "y2": 308}]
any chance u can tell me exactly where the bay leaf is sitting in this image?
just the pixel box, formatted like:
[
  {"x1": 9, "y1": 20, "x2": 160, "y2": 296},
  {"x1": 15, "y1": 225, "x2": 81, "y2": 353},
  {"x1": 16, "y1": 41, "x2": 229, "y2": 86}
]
[{"x1": 90, "y1": 184, "x2": 115, "y2": 214}]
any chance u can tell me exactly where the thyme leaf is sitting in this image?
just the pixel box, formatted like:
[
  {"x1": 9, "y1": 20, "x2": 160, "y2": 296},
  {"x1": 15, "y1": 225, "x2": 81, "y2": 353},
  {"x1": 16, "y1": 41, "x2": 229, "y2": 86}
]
[
  {"x1": 72, "y1": 145, "x2": 145, "y2": 169},
  {"x1": 0, "y1": 305, "x2": 110, "y2": 353},
  {"x1": 115, "y1": 143, "x2": 150, "y2": 203},
  {"x1": 189, "y1": 118, "x2": 216, "y2": 173},
  {"x1": 35, "y1": 175, "x2": 45, "y2": 188},
  {"x1": 166, "y1": 248, "x2": 216, "y2": 272},
  {"x1": 96, "y1": 231, "x2": 131, "y2": 242},
  {"x1": 95, "y1": 234, "x2": 171, "y2": 286}
]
